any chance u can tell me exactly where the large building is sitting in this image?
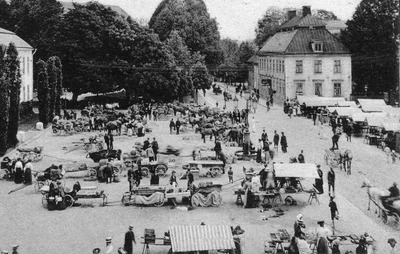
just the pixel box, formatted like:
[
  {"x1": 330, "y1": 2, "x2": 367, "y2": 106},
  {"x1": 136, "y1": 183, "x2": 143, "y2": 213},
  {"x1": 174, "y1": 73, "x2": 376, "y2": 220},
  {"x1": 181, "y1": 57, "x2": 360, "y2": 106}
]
[
  {"x1": 0, "y1": 28, "x2": 34, "y2": 103},
  {"x1": 253, "y1": 6, "x2": 352, "y2": 103}
]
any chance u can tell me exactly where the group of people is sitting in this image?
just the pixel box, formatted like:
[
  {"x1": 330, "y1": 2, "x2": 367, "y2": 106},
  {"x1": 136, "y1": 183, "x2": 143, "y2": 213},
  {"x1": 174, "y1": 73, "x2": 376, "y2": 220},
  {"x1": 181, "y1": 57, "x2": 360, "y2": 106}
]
[
  {"x1": 169, "y1": 119, "x2": 182, "y2": 135},
  {"x1": 256, "y1": 129, "x2": 288, "y2": 164},
  {"x1": 3, "y1": 157, "x2": 33, "y2": 185}
]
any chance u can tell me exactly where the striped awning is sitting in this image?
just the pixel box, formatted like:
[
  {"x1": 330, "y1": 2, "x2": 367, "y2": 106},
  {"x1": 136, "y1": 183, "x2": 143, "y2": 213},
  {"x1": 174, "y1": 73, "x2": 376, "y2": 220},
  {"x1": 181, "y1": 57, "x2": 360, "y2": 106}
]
[{"x1": 169, "y1": 225, "x2": 235, "y2": 252}]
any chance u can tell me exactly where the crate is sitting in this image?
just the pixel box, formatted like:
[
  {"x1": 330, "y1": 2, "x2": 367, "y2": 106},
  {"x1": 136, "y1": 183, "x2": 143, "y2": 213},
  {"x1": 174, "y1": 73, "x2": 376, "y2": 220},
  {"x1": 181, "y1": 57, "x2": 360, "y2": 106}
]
[{"x1": 144, "y1": 229, "x2": 155, "y2": 244}]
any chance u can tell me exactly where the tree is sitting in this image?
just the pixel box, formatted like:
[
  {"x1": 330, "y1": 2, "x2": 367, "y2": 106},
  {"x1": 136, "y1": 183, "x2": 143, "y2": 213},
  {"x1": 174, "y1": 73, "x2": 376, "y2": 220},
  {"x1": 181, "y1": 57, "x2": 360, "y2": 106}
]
[
  {"x1": 192, "y1": 62, "x2": 212, "y2": 91},
  {"x1": 0, "y1": 45, "x2": 10, "y2": 155},
  {"x1": 237, "y1": 41, "x2": 257, "y2": 64},
  {"x1": 149, "y1": 0, "x2": 223, "y2": 65},
  {"x1": 47, "y1": 56, "x2": 57, "y2": 120},
  {"x1": 54, "y1": 56, "x2": 63, "y2": 116},
  {"x1": 0, "y1": 0, "x2": 11, "y2": 30},
  {"x1": 314, "y1": 9, "x2": 338, "y2": 20},
  {"x1": 340, "y1": 0, "x2": 399, "y2": 93},
  {"x1": 254, "y1": 7, "x2": 285, "y2": 48},
  {"x1": 220, "y1": 39, "x2": 239, "y2": 66},
  {"x1": 6, "y1": 43, "x2": 21, "y2": 147},
  {"x1": 36, "y1": 59, "x2": 49, "y2": 127}
]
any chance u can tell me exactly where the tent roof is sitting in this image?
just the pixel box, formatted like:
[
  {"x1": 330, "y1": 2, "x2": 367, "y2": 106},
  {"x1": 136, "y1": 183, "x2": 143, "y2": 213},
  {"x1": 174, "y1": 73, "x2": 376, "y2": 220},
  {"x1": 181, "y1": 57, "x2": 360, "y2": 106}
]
[
  {"x1": 383, "y1": 107, "x2": 400, "y2": 118},
  {"x1": 169, "y1": 225, "x2": 235, "y2": 252},
  {"x1": 351, "y1": 112, "x2": 387, "y2": 122},
  {"x1": 327, "y1": 107, "x2": 362, "y2": 117},
  {"x1": 337, "y1": 101, "x2": 358, "y2": 107},
  {"x1": 297, "y1": 96, "x2": 346, "y2": 107},
  {"x1": 357, "y1": 99, "x2": 388, "y2": 112},
  {"x1": 273, "y1": 163, "x2": 320, "y2": 178},
  {"x1": 382, "y1": 122, "x2": 400, "y2": 132}
]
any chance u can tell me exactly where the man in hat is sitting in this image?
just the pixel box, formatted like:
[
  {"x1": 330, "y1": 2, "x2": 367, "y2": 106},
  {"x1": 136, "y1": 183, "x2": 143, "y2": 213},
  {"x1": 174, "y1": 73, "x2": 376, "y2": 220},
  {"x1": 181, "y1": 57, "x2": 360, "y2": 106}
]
[
  {"x1": 356, "y1": 236, "x2": 368, "y2": 254},
  {"x1": 11, "y1": 245, "x2": 18, "y2": 254},
  {"x1": 105, "y1": 237, "x2": 113, "y2": 254},
  {"x1": 124, "y1": 225, "x2": 136, "y2": 254},
  {"x1": 313, "y1": 165, "x2": 324, "y2": 194},
  {"x1": 329, "y1": 196, "x2": 339, "y2": 229},
  {"x1": 388, "y1": 238, "x2": 398, "y2": 254}
]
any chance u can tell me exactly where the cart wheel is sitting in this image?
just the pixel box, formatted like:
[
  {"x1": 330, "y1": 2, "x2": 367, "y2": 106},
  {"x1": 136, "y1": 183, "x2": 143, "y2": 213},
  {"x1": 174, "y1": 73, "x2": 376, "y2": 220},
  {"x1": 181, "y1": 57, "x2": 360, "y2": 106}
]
[
  {"x1": 156, "y1": 164, "x2": 167, "y2": 177},
  {"x1": 382, "y1": 210, "x2": 388, "y2": 224},
  {"x1": 42, "y1": 194, "x2": 48, "y2": 208},
  {"x1": 141, "y1": 167, "x2": 149, "y2": 177},
  {"x1": 121, "y1": 193, "x2": 131, "y2": 206},
  {"x1": 285, "y1": 196, "x2": 294, "y2": 206},
  {"x1": 65, "y1": 194, "x2": 74, "y2": 208},
  {"x1": 101, "y1": 194, "x2": 108, "y2": 206},
  {"x1": 34, "y1": 181, "x2": 44, "y2": 193},
  {"x1": 153, "y1": 198, "x2": 165, "y2": 207},
  {"x1": 391, "y1": 212, "x2": 400, "y2": 230},
  {"x1": 88, "y1": 169, "x2": 97, "y2": 177},
  {"x1": 210, "y1": 167, "x2": 220, "y2": 177},
  {"x1": 53, "y1": 128, "x2": 60, "y2": 135}
]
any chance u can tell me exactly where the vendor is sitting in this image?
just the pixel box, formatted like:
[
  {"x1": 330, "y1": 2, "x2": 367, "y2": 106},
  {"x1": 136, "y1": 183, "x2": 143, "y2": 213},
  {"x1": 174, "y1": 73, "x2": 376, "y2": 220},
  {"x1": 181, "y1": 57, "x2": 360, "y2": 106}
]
[
  {"x1": 23, "y1": 160, "x2": 33, "y2": 184},
  {"x1": 313, "y1": 165, "x2": 324, "y2": 194},
  {"x1": 242, "y1": 168, "x2": 255, "y2": 208},
  {"x1": 294, "y1": 214, "x2": 306, "y2": 237}
]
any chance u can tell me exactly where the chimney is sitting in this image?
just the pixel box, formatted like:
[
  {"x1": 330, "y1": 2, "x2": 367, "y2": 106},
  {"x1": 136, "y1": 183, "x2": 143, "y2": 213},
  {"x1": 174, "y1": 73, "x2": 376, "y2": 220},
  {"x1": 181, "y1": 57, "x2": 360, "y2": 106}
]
[
  {"x1": 302, "y1": 6, "x2": 311, "y2": 17},
  {"x1": 287, "y1": 10, "x2": 297, "y2": 21}
]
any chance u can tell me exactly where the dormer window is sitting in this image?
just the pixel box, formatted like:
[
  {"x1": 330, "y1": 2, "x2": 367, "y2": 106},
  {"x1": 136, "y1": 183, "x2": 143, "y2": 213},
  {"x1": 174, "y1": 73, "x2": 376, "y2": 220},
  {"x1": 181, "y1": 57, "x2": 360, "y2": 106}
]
[{"x1": 311, "y1": 40, "x2": 323, "y2": 53}]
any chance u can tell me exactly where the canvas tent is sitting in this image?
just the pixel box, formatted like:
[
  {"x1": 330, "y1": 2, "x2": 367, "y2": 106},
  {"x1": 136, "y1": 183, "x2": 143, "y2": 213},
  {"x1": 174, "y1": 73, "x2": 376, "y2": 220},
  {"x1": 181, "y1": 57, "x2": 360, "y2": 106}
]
[
  {"x1": 297, "y1": 96, "x2": 346, "y2": 107},
  {"x1": 357, "y1": 99, "x2": 389, "y2": 112},
  {"x1": 327, "y1": 107, "x2": 362, "y2": 117},
  {"x1": 273, "y1": 163, "x2": 320, "y2": 178},
  {"x1": 351, "y1": 112, "x2": 387, "y2": 122},
  {"x1": 381, "y1": 122, "x2": 400, "y2": 132}
]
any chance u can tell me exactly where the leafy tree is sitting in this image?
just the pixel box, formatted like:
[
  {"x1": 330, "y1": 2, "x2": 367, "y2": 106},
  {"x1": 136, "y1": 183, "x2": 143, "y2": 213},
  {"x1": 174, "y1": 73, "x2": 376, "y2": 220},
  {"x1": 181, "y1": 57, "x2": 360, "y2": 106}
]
[
  {"x1": 237, "y1": 41, "x2": 257, "y2": 64},
  {"x1": 254, "y1": 7, "x2": 285, "y2": 48},
  {"x1": 192, "y1": 62, "x2": 212, "y2": 91},
  {"x1": 54, "y1": 56, "x2": 63, "y2": 116},
  {"x1": 0, "y1": 0, "x2": 11, "y2": 30},
  {"x1": 6, "y1": 43, "x2": 21, "y2": 147},
  {"x1": 340, "y1": 0, "x2": 399, "y2": 93},
  {"x1": 36, "y1": 59, "x2": 49, "y2": 127},
  {"x1": 314, "y1": 9, "x2": 338, "y2": 20},
  {"x1": 0, "y1": 45, "x2": 10, "y2": 155},
  {"x1": 47, "y1": 56, "x2": 57, "y2": 120},
  {"x1": 149, "y1": 0, "x2": 223, "y2": 65},
  {"x1": 220, "y1": 39, "x2": 239, "y2": 65}
]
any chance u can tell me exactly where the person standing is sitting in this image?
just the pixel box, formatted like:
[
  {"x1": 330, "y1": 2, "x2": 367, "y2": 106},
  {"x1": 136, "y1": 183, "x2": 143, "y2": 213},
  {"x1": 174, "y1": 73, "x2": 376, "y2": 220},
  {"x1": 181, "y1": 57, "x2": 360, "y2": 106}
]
[
  {"x1": 169, "y1": 119, "x2": 175, "y2": 134},
  {"x1": 313, "y1": 165, "x2": 324, "y2": 194},
  {"x1": 294, "y1": 214, "x2": 306, "y2": 237},
  {"x1": 331, "y1": 133, "x2": 340, "y2": 150},
  {"x1": 146, "y1": 145, "x2": 155, "y2": 162},
  {"x1": 14, "y1": 158, "x2": 23, "y2": 184},
  {"x1": 109, "y1": 133, "x2": 114, "y2": 151},
  {"x1": 261, "y1": 129, "x2": 268, "y2": 142},
  {"x1": 124, "y1": 225, "x2": 136, "y2": 254},
  {"x1": 298, "y1": 150, "x2": 305, "y2": 163},
  {"x1": 214, "y1": 139, "x2": 222, "y2": 159},
  {"x1": 127, "y1": 168, "x2": 134, "y2": 191},
  {"x1": 329, "y1": 196, "x2": 339, "y2": 229},
  {"x1": 105, "y1": 160, "x2": 114, "y2": 184},
  {"x1": 143, "y1": 137, "x2": 150, "y2": 151},
  {"x1": 327, "y1": 168, "x2": 335, "y2": 196},
  {"x1": 273, "y1": 131, "x2": 279, "y2": 154},
  {"x1": 263, "y1": 139, "x2": 270, "y2": 164},
  {"x1": 175, "y1": 119, "x2": 181, "y2": 135},
  {"x1": 152, "y1": 138, "x2": 159, "y2": 161},
  {"x1": 228, "y1": 167, "x2": 233, "y2": 183},
  {"x1": 280, "y1": 132, "x2": 287, "y2": 153},
  {"x1": 251, "y1": 116, "x2": 256, "y2": 133},
  {"x1": 169, "y1": 170, "x2": 178, "y2": 187},
  {"x1": 105, "y1": 237, "x2": 114, "y2": 254},
  {"x1": 104, "y1": 133, "x2": 110, "y2": 151},
  {"x1": 23, "y1": 160, "x2": 33, "y2": 184}
]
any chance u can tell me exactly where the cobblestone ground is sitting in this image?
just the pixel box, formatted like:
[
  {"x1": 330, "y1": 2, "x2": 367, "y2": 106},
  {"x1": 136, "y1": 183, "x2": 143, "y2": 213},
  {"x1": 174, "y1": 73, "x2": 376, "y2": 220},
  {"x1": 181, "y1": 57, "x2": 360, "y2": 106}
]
[{"x1": 0, "y1": 86, "x2": 399, "y2": 253}]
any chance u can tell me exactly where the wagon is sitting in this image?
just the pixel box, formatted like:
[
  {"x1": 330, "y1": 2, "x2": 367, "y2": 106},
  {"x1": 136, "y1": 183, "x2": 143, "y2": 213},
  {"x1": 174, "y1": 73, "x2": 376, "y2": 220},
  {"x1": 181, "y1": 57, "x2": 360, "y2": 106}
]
[
  {"x1": 121, "y1": 185, "x2": 190, "y2": 207},
  {"x1": 186, "y1": 160, "x2": 224, "y2": 177},
  {"x1": 140, "y1": 159, "x2": 168, "y2": 177},
  {"x1": 16, "y1": 146, "x2": 44, "y2": 162},
  {"x1": 87, "y1": 149, "x2": 122, "y2": 163}
]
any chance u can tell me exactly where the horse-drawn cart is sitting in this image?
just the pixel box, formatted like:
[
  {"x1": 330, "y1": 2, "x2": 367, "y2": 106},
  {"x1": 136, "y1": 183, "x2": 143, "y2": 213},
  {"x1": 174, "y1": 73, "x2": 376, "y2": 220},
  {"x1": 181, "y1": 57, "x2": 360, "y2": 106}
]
[
  {"x1": 16, "y1": 146, "x2": 44, "y2": 162},
  {"x1": 121, "y1": 186, "x2": 190, "y2": 207},
  {"x1": 324, "y1": 148, "x2": 352, "y2": 172},
  {"x1": 185, "y1": 160, "x2": 224, "y2": 177},
  {"x1": 87, "y1": 149, "x2": 122, "y2": 163}
]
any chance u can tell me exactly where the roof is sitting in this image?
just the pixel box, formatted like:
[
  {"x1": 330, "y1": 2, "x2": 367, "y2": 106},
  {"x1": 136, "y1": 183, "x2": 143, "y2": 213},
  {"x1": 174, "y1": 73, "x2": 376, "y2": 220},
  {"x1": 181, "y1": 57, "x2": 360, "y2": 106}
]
[
  {"x1": 0, "y1": 28, "x2": 33, "y2": 50},
  {"x1": 247, "y1": 55, "x2": 257, "y2": 63},
  {"x1": 280, "y1": 14, "x2": 326, "y2": 30},
  {"x1": 327, "y1": 107, "x2": 362, "y2": 117},
  {"x1": 325, "y1": 20, "x2": 347, "y2": 33},
  {"x1": 351, "y1": 112, "x2": 387, "y2": 122},
  {"x1": 357, "y1": 99, "x2": 389, "y2": 112},
  {"x1": 384, "y1": 107, "x2": 400, "y2": 118},
  {"x1": 382, "y1": 122, "x2": 400, "y2": 132},
  {"x1": 169, "y1": 225, "x2": 235, "y2": 252},
  {"x1": 273, "y1": 163, "x2": 320, "y2": 178},
  {"x1": 297, "y1": 96, "x2": 346, "y2": 107},
  {"x1": 60, "y1": 1, "x2": 130, "y2": 18},
  {"x1": 258, "y1": 28, "x2": 349, "y2": 55}
]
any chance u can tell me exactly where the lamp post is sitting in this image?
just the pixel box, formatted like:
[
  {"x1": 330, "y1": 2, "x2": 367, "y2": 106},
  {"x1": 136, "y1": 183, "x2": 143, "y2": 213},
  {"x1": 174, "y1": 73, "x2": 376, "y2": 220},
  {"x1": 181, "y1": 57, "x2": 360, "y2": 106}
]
[{"x1": 243, "y1": 90, "x2": 250, "y2": 127}]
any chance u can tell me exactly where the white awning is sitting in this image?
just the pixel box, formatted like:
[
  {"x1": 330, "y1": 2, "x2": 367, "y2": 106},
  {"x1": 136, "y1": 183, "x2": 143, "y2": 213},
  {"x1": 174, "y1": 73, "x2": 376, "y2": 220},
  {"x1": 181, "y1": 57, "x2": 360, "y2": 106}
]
[
  {"x1": 381, "y1": 122, "x2": 400, "y2": 132},
  {"x1": 297, "y1": 96, "x2": 346, "y2": 107},
  {"x1": 273, "y1": 163, "x2": 320, "y2": 178},
  {"x1": 327, "y1": 107, "x2": 362, "y2": 117},
  {"x1": 357, "y1": 99, "x2": 388, "y2": 112}
]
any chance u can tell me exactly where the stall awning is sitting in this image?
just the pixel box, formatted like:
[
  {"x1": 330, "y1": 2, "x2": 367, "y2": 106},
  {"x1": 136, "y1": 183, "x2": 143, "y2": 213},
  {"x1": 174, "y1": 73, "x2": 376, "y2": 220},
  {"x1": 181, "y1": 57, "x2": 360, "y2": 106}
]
[
  {"x1": 381, "y1": 122, "x2": 400, "y2": 132},
  {"x1": 297, "y1": 96, "x2": 346, "y2": 107},
  {"x1": 357, "y1": 99, "x2": 389, "y2": 112},
  {"x1": 327, "y1": 107, "x2": 362, "y2": 117},
  {"x1": 337, "y1": 101, "x2": 359, "y2": 107},
  {"x1": 169, "y1": 225, "x2": 235, "y2": 253},
  {"x1": 351, "y1": 112, "x2": 387, "y2": 122},
  {"x1": 273, "y1": 163, "x2": 320, "y2": 178},
  {"x1": 383, "y1": 107, "x2": 400, "y2": 118}
]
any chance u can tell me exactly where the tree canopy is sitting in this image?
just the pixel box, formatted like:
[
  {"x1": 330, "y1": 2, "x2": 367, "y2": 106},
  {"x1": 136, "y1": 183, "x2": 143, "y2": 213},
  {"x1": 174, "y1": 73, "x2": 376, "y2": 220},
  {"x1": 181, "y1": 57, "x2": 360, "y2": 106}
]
[{"x1": 340, "y1": 0, "x2": 399, "y2": 93}]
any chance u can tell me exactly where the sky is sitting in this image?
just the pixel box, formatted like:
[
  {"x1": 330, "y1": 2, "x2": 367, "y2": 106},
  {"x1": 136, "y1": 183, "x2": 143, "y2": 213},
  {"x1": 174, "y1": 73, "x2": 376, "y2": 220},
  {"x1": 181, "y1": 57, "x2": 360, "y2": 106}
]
[{"x1": 66, "y1": 0, "x2": 362, "y2": 41}]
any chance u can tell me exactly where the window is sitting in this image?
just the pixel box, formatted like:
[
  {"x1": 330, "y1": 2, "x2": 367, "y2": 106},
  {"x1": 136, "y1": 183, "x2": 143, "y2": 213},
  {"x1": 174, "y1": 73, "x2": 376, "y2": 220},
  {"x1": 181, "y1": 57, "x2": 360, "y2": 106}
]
[
  {"x1": 27, "y1": 85, "x2": 30, "y2": 100},
  {"x1": 296, "y1": 82, "x2": 304, "y2": 95},
  {"x1": 273, "y1": 60, "x2": 275, "y2": 72},
  {"x1": 296, "y1": 60, "x2": 303, "y2": 73},
  {"x1": 334, "y1": 83, "x2": 341, "y2": 96},
  {"x1": 334, "y1": 60, "x2": 341, "y2": 73},
  {"x1": 22, "y1": 87, "x2": 25, "y2": 102},
  {"x1": 312, "y1": 41, "x2": 323, "y2": 52},
  {"x1": 314, "y1": 60, "x2": 322, "y2": 73},
  {"x1": 27, "y1": 57, "x2": 29, "y2": 74},
  {"x1": 315, "y1": 83, "x2": 322, "y2": 96},
  {"x1": 21, "y1": 57, "x2": 25, "y2": 74}
]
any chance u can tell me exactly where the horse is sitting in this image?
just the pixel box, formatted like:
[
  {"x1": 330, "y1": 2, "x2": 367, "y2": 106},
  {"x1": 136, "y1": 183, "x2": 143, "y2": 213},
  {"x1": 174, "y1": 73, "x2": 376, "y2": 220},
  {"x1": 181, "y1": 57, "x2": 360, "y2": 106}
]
[
  {"x1": 361, "y1": 180, "x2": 393, "y2": 218},
  {"x1": 340, "y1": 149, "x2": 353, "y2": 174},
  {"x1": 200, "y1": 127, "x2": 216, "y2": 142},
  {"x1": 106, "y1": 120, "x2": 122, "y2": 135}
]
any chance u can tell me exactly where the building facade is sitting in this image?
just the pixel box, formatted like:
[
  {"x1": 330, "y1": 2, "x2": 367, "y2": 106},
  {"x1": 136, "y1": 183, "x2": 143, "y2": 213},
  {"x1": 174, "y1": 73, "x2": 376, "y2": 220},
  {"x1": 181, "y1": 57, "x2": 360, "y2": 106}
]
[
  {"x1": 255, "y1": 6, "x2": 351, "y2": 104},
  {"x1": 0, "y1": 27, "x2": 34, "y2": 103}
]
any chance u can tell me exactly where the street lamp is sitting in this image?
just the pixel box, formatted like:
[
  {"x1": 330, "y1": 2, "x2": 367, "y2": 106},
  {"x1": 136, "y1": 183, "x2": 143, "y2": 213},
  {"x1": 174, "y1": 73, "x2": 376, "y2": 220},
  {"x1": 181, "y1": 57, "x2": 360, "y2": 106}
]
[{"x1": 233, "y1": 96, "x2": 239, "y2": 109}]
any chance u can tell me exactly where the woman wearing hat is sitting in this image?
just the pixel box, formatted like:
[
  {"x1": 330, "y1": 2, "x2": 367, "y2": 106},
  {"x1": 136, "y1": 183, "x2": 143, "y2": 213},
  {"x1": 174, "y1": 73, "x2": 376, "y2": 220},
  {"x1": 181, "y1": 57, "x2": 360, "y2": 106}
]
[
  {"x1": 294, "y1": 214, "x2": 306, "y2": 237},
  {"x1": 242, "y1": 168, "x2": 255, "y2": 208}
]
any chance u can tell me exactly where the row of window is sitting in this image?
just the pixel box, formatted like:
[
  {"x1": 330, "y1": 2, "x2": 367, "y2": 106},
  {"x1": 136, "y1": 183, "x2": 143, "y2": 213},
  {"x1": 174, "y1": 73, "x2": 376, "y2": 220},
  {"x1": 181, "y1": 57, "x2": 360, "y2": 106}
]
[
  {"x1": 259, "y1": 58, "x2": 285, "y2": 73},
  {"x1": 296, "y1": 60, "x2": 341, "y2": 74},
  {"x1": 295, "y1": 82, "x2": 342, "y2": 96},
  {"x1": 21, "y1": 84, "x2": 31, "y2": 102}
]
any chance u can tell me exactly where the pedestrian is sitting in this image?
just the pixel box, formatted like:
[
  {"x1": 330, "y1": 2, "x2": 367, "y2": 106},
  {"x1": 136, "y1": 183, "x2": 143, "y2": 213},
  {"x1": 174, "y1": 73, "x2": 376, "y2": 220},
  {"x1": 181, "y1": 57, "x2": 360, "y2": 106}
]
[
  {"x1": 280, "y1": 132, "x2": 287, "y2": 153},
  {"x1": 105, "y1": 237, "x2": 114, "y2": 254},
  {"x1": 14, "y1": 158, "x2": 23, "y2": 184},
  {"x1": 228, "y1": 167, "x2": 233, "y2": 183},
  {"x1": 214, "y1": 139, "x2": 222, "y2": 159},
  {"x1": 384, "y1": 146, "x2": 391, "y2": 163},
  {"x1": 294, "y1": 214, "x2": 306, "y2": 237},
  {"x1": 152, "y1": 138, "x2": 159, "y2": 160},
  {"x1": 288, "y1": 105, "x2": 293, "y2": 118},
  {"x1": 146, "y1": 144, "x2": 155, "y2": 162},
  {"x1": 261, "y1": 128, "x2": 268, "y2": 142},
  {"x1": 331, "y1": 133, "x2": 340, "y2": 150},
  {"x1": 313, "y1": 165, "x2": 324, "y2": 194},
  {"x1": 315, "y1": 221, "x2": 330, "y2": 254},
  {"x1": 169, "y1": 119, "x2": 175, "y2": 134},
  {"x1": 356, "y1": 236, "x2": 368, "y2": 254},
  {"x1": 298, "y1": 150, "x2": 305, "y2": 163},
  {"x1": 109, "y1": 133, "x2": 114, "y2": 150},
  {"x1": 391, "y1": 150, "x2": 397, "y2": 164},
  {"x1": 11, "y1": 245, "x2": 18, "y2": 254},
  {"x1": 104, "y1": 133, "x2": 110, "y2": 151},
  {"x1": 327, "y1": 168, "x2": 335, "y2": 196},
  {"x1": 329, "y1": 196, "x2": 339, "y2": 229},
  {"x1": 150, "y1": 169, "x2": 159, "y2": 185},
  {"x1": 266, "y1": 99, "x2": 270, "y2": 111},
  {"x1": 143, "y1": 137, "x2": 150, "y2": 151},
  {"x1": 23, "y1": 159, "x2": 33, "y2": 184},
  {"x1": 313, "y1": 111, "x2": 317, "y2": 125},
  {"x1": 169, "y1": 170, "x2": 178, "y2": 187},
  {"x1": 273, "y1": 130, "x2": 279, "y2": 154},
  {"x1": 175, "y1": 119, "x2": 181, "y2": 135},
  {"x1": 127, "y1": 168, "x2": 134, "y2": 191},
  {"x1": 105, "y1": 160, "x2": 114, "y2": 184},
  {"x1": 263, "y1": 139, "x2": 270, "y2": 164},
  {"x1": 124, "y1": 225, "x2": 136, "y2": 254},
  {"x1": 251, "y1": 116, "x2": 256, "y2": 133}
]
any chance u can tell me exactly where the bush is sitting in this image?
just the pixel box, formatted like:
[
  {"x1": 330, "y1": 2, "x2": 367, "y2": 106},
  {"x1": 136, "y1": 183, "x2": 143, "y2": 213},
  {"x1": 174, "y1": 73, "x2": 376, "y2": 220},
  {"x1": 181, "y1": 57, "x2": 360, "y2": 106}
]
[{"x1": 19, "y1": 101, "x2": 33, "y2": 117}]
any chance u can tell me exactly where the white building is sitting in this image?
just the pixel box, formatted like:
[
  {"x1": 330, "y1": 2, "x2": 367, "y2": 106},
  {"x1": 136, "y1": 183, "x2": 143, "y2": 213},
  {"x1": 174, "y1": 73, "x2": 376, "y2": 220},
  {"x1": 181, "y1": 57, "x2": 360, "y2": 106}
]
[
  {"x1": 255, "y1": 6, "x2": 352, "y2": 103},
  {"x1": 0, "y1": 27, "x2": 34, "y2": 103}
]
